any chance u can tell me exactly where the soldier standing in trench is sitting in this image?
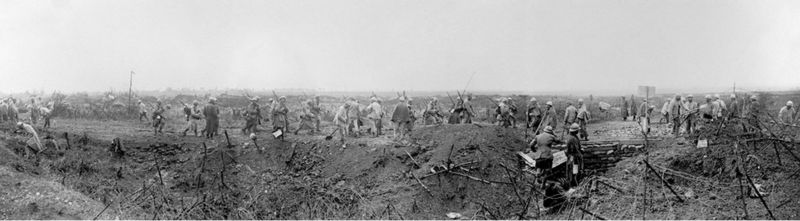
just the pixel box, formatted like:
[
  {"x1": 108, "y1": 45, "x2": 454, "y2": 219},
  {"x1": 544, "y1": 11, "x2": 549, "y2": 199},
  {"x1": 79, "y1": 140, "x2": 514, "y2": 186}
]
[{"x1": 564, "y1": 123, "x2": 584, "y2": 187}]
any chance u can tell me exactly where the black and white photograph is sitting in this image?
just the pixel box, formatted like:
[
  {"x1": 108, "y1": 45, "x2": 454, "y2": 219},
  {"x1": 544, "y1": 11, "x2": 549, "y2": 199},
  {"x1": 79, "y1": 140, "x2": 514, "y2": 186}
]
[{"x1": 1, "y1": 0, "x2": 799, "y2": 220}]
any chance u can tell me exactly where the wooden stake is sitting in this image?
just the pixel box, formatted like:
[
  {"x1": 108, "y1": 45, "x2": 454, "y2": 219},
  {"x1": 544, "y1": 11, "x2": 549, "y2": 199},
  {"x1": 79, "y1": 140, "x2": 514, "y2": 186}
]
[
  {"x1": 154, "y1": 153, "x2": 164, "y2": 186},
  {"x1": 224, "y1": 130, "x2": 232, "y2": 147}
]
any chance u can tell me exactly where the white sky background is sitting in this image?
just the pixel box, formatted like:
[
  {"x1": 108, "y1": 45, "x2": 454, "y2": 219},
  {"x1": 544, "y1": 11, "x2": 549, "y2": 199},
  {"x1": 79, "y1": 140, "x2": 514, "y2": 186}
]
[{"x1": 1, "y1": 0, "x2": 799, "y2": 94}]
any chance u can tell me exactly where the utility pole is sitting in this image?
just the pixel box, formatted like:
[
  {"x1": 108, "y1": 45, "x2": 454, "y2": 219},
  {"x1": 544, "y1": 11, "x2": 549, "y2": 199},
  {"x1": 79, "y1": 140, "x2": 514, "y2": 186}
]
[{"x1": 129, "y1": 70, "x2": 134, "y2": 113}]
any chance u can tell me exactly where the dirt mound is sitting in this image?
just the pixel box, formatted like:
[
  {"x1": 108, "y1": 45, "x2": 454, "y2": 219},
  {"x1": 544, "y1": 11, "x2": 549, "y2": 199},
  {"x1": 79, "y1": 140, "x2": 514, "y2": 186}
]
[{"x1": 0, "y1": 165, "x2": 110, "y2": 220}]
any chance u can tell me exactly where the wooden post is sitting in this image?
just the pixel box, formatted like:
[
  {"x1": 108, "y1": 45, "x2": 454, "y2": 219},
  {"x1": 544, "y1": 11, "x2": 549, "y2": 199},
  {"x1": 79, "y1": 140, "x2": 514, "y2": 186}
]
[
  {"x1": 154, "y1": 152, "x2": 164, "y2": 186},
  {"x1": 64, "y1": 132, "x2": 71, "y2": 149},
  {"x1": 224, "y1": 130, "x2": 231, "y2": 147},
  {"x1": 738, "y1": 176, "x2": 749, "y2": 219}
]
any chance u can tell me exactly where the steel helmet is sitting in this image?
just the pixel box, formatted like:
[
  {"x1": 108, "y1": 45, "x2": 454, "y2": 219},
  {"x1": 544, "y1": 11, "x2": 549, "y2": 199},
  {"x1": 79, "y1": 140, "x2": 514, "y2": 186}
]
[{"x1": 569, "y1": 123, "x2": 580, "y2": 132}]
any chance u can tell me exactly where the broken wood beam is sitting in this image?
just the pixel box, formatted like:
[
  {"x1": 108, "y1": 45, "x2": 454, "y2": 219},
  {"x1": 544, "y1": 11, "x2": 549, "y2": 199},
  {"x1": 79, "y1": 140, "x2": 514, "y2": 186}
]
[
  {"x1": 410, "y1": 172, "x2": 434, "y2": 197},
  {"x1": 420, "y1": 161, "x2": 478, "y2": 179},
  {"x1": 448, "y1": 171, "x2": 511, "y2": 185},
  {"x1": 643, "y1": 160, "x2": 684, "y2": 202},
  {"x1": 404, "y1": 150, "x2": 422, "y2": 169},
  {"x1": 743, "y1": 169, "x2": 776, "y2": 220},
  {"x1": 579, "y1": 207, "x2": 607, "y2": 220}
]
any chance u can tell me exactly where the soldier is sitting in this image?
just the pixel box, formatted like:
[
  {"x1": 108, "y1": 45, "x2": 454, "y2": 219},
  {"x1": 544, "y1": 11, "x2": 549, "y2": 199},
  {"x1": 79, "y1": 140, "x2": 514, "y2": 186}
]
[
  {"x1": 152, "y1": 100, "x2": 166, "y2": 135},
  {"x1": 496, "y1": 98, "x2": 513, "y2": 127},
  {"x1": 703, "y1": 95, "x2": 719, "y2": 121},
  {"x1": 564, "y1": 101, "x2": 578, "y2": 127},
  {"x1": 728, "y1": 94, "x2": 740, "y2": 121},
  {"x1": 463, "y1": 94, "x2": 475, "y2": 123},
  {"x1": 526, "y1": 97, "x2": 542, "y2": 131},
  {"x1": 423, "y1": 97, "x2": 443, "y2": 125},
  {"x1": 564, "y1": 123, "x2": 584, "y2": 186},
  {"x1": 8, "y1": 98, "x2": 19, "y2": 121},
  {"x1": 364, "y1": 96, "x2": 384, "y2": 137},
  {"x1": 779, "y1": 101, "x2": 795, "y2": 125},
  {"x1": 637, "y1": 98, "x2": 649, "y2": 124},
  {"x1": 670, "y1": 95, "x2": 683, "y2": 136},
  {"x1": 28, "y1": 98, "x2": 39, "y2": 125},
  {"x1": 715, "y1": 94, "x2": 727, "y2": 117},
  {"x1": 620, "y1": 96, "x2": 629, "y2": 121},
  {"x1": 508, "y1": 98, "x2": 519, "y2": 128},
  {"x1": 334, "y1": 101, "x2": 351, "y2": 147},
  {"x1": 660, "y1": 100, "x2": 670, "y2": 124},
  {"x1": 182, "y1": 101, "x2": 203, "y2": 137},
  {"x1": 683, "y1": 95, "x2": 699, "y2": 134},
  {"x1": 311, "y1": 96, "x2": 323, "y2": 132},
  {"x1": 242, "y1": 97, "x2": 262, "y2": 135},
  {"x1": 15, "y1": 122, "x2": 43, "y2": 156},
  {"x1": 272, "y1": 96, "x2": 289, "y2": 140},
  {"x1": 746, "y1": 95, "x2": 761, "y2": 132},
  {"x1": 203, "y1": 97, "x2": 220, "y2": 139},
  {"x1": 577, "y1": 101, "x2": 591, "y2": 141},
  {"x1": 346, "y1": 98, "x2": 361, "y2": 137},
  {"x1": 406, "y1": 98, "x2": 417, "y2": 132},
  {"x1": 528, "y1": 126, "x2": 560, "y2": 171},
  {"x1": 294, "y1": 100, "x2": 317, "y2": 135},
  {"x1": 40, "y1": 105, "x2": 52, "y2": 129},
  {"x1": 0, "y1": 99, "x2": 8, "y2": 122},
  {"x1": 391, "y1": 97, "x2": 411, "y2": 141},
  {"x1": 541, "y1": 101, "x2": 557, "y2": 130},
  {"x1": 138, "y1": 100, "x2": 148, "y2": 122},
  {"x1": 630, "y1": 95, "x2": 638, "y2": 121}
]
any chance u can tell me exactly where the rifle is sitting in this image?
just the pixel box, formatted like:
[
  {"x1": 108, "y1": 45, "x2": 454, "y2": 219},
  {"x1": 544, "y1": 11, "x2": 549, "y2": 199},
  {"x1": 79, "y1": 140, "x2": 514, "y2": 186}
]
[
  {"x1": 446, "y1": 92, "x2": 455, "y2": 110},
  {"x1": 534, "y1": 105, "x2": 551, "y2": 136}
]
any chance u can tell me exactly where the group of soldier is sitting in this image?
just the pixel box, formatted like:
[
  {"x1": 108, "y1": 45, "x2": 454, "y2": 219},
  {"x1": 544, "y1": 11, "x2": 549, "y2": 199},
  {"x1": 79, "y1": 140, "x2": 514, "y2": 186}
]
[
  {"x1": 2, "y1": 97, "x2": 54, "y2": 130},
  {"x1": 137, "y1": 97, "x2": 220, "y2": 139}
]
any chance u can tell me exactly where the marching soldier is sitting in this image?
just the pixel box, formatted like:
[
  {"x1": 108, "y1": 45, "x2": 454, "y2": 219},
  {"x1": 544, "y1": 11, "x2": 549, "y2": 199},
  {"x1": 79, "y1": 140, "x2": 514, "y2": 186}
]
[
  {"x1": 242, "y1": 97, "x2": 262, "y2": 135},
  {"x1": 152, "y1": 100, "x2": 166, "y2": 135},
  {"x1": 272, "y1": 96, "x2": 289, "y2": 140},
  {"x1": 203, "y1": 97, "x2": 220, "y2": 139}
]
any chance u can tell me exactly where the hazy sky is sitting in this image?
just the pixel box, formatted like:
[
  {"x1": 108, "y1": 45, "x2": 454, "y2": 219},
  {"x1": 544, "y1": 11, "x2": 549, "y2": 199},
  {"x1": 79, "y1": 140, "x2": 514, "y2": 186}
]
[{"x1": 2, "y1": 0, "x2": 799, "y2": 94}]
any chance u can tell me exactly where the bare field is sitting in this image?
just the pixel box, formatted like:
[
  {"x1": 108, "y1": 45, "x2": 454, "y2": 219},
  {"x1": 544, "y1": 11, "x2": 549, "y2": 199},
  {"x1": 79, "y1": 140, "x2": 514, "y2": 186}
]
[{"x1": 1, "y1": 92, "x2": 799, "y2": 220}]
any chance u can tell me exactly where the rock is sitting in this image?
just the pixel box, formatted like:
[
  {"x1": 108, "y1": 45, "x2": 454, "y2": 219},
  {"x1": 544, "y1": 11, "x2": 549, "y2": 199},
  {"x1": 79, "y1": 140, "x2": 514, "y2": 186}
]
[
  {"x1": 684, "y1": 188, "x2": 695, "y2": 199},
  {"x1": 446, "y1": 212, "x2": 462, "y2": 219}
]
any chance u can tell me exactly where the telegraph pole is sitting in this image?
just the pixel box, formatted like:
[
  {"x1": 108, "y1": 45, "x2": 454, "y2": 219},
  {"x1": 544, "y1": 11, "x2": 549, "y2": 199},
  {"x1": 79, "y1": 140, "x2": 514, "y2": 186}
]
[{"x1": 129, "y1": 70, "x2": 134, "y2": 113}]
